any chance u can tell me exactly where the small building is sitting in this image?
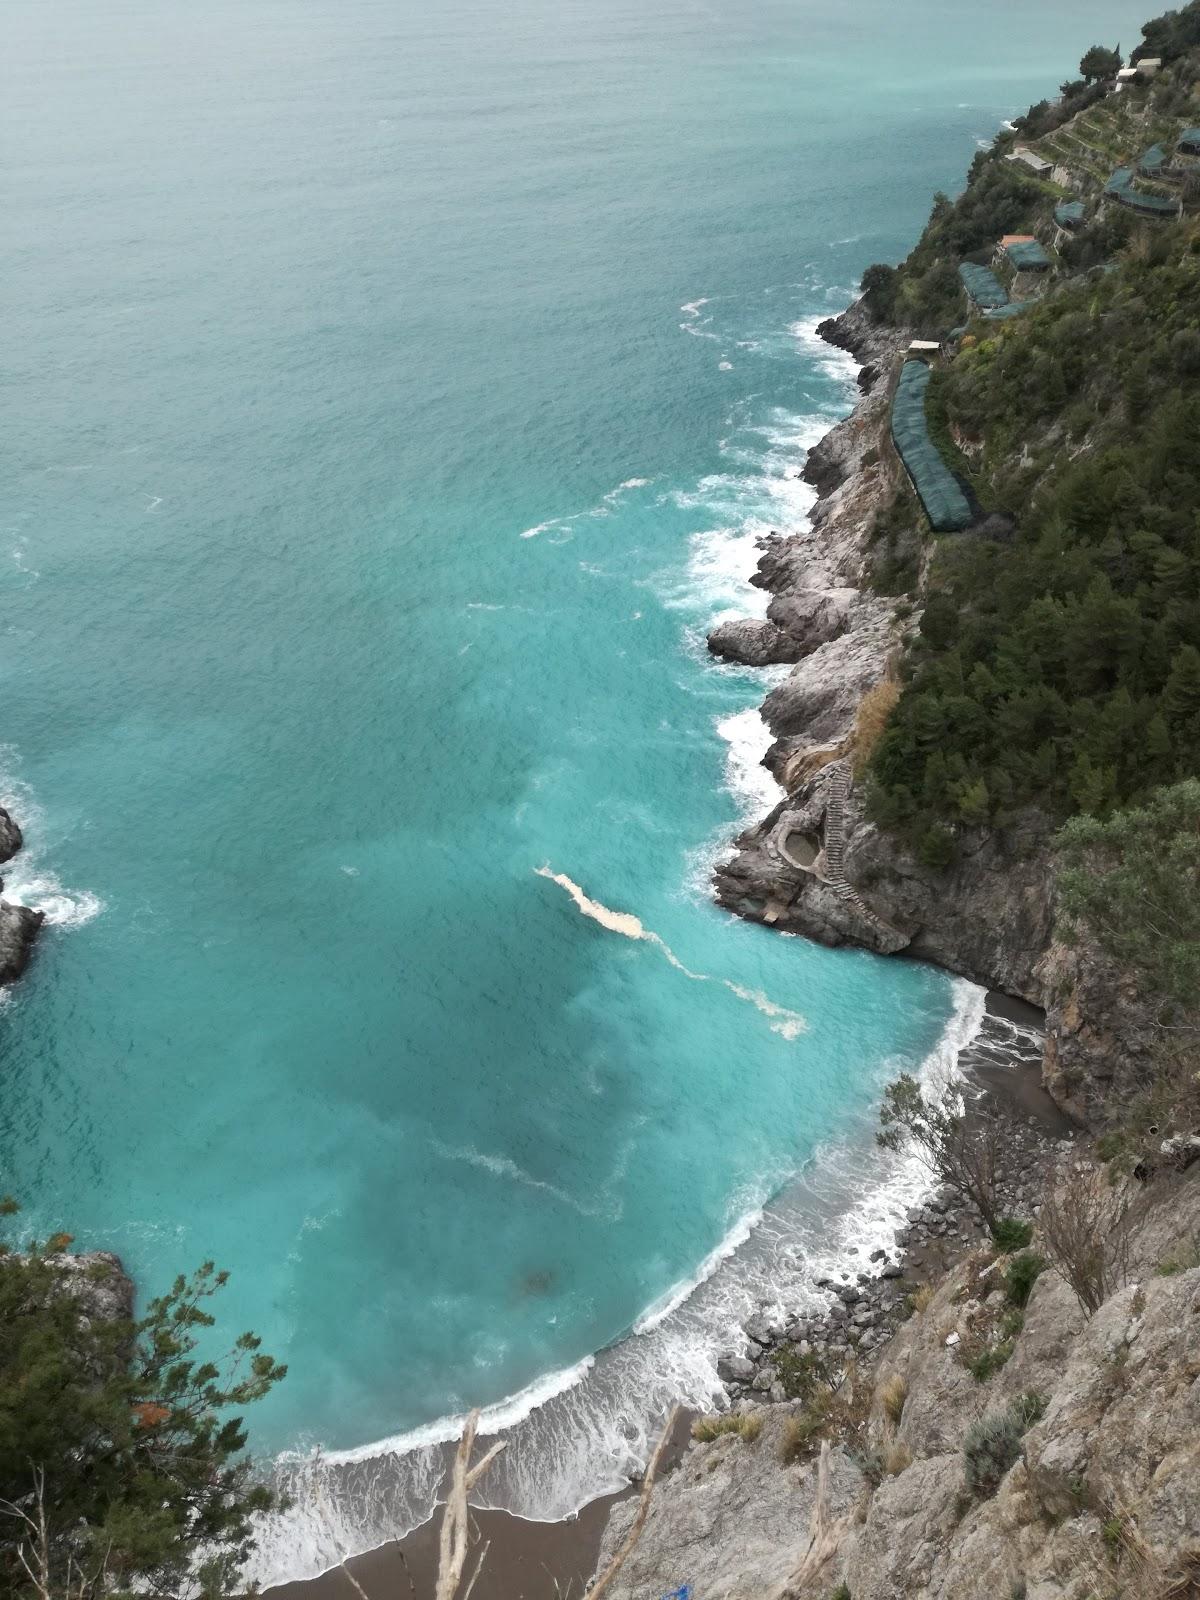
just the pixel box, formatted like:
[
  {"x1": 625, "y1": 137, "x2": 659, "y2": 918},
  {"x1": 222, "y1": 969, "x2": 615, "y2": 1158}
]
[
  {"x1": 1005, "y1": 146, "x2": 1053, "y2": 179},
  {"x1": 997, "y1": 235, "x2": 1052, "y2": 272},
  {"x1": 1138, "y1": 143, "x2": 1167, "y2": 178},
  {"x1": 1054, "y1": 200, "x2": 1086, "y2": 229},
  {"x1": 905, "y1": 340, "x2": 942, "y2": 363},
  {"x1": 1136, "y1": 56, "x2": 1162, "y2": 77},
  {"x1": 1116, "y1": 66, "x2": 1140, "y2": 88},
  {"x1": 958, "y1": 262, "x2": 1008, "y2": 310},
  {"x1": 1176, "y1": 128, "x2": 1200, "y2": 163}
]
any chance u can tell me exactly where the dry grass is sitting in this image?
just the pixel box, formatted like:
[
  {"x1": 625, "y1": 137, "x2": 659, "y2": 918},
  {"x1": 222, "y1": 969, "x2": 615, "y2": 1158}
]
[
  {"x1": 880, "y1": 1374, "x2": 908, "y2": 1428},
  {"x1": 883, "y1": 1440, "x2": 912, "y2": 1477},
  {"x1": 781, "y1": 743, "x2": 845, "y2": 791},
  {"x1": 692, "y1": 1411, "x2": 763, "y2": 1445},
  {"x1": 852, "y1": 679, "x2": 901, "y2": 776},
  {"x1": 911, "y1": 1283, "x2": 935, "y2": 1315}
]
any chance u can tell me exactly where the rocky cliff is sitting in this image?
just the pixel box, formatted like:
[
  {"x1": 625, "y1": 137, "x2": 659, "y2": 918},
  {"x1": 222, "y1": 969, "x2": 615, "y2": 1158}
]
[
  {"x1": 594, "y1": 1164, "x2": 1200, "y2": 1599},
  {"x1": 0, "y1": 804, "x2": 43, "y2": 986},
  {"x1": 709, "y1": 302, "x2": 1143, "y2": 1124}
]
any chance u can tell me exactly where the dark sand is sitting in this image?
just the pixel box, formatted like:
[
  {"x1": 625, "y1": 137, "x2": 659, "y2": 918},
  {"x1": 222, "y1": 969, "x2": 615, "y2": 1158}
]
[
  {"x1": 267, "y1": 991, "x2": 1062, "y2": 1600},
  {"x1": 268, "y1": 1412, "x2": 695, "y2": 1600}
]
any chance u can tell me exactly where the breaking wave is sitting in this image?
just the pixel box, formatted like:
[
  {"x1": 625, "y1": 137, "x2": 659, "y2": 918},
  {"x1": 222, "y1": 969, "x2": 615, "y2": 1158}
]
[{"x1": 247, "y1": 981, "x2": 1018, "y2": 1588}]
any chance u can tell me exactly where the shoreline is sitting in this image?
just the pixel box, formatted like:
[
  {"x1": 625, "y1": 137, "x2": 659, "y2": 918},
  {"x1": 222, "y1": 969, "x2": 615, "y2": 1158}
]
[
  {"x1": 260, "y1": 309, "x2": 1068, "y2": 1600},
  {"x1": 265, "y1": 989, "x2": 1060, "y2": 1600}
]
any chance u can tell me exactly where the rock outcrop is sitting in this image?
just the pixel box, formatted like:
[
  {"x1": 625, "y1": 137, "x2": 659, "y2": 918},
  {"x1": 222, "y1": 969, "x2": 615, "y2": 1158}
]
[
  {"x1": 708, "y1": 303, "x2": 1151, "y2": 1119},
  {"x1": 593, "y1": 1168, "x2": 1200, "y2": 1600},
  {"x1": 0, "y1": 802, "x2": 44, "y2": 985}
]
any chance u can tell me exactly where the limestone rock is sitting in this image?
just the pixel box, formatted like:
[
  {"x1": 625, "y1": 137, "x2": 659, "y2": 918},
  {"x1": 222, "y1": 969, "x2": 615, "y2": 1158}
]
[{"x1": 0, "y1": 806, "x2": 23, "y2": 864}]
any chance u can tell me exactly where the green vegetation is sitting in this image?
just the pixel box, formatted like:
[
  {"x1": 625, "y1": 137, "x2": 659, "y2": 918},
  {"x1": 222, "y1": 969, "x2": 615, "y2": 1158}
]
[
  {"x1": 991, "y1": 1218, "x2": 1034, "y2": 1253},
  {"x1": 966, "y1": 1342, "x2": 1015, "y2": 1382},
  {"x1": 856, "y1": 3, "x2": 1200, "y2": 881},
  {"x1": 877, "y1": 1075, "x2": 1007, "y2": 1238},
  {"x1": 869, "y1": 241, "x2": 1200, "y2": 847},
  {"x1": 0, "y1": 1202, "x2": 285, "y2": 1600},
  {"x1": 1079, "y1": 45, "x2": 1123, "y2": 83},
  {"x1": 1005, "y1": 1251, "x2": 1048, "y2": 1308},
  {"x1": 1058, "y1": 781, "x2": 1200, "y2": 1014},
  {"x1": 963, "y1": 1393, "x2": 1047, "y2": 1495}
]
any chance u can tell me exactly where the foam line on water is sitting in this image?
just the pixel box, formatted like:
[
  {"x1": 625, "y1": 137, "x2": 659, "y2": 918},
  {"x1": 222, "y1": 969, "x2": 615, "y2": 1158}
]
[{"x1": 535, "y1": 866, "x2": 806, "y2": 1039}]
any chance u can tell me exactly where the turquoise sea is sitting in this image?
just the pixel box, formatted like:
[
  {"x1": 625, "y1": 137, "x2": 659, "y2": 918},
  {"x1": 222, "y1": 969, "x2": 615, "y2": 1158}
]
[{"x1": 7, "y1": 0, "x2": 1138, "y2": 1579}]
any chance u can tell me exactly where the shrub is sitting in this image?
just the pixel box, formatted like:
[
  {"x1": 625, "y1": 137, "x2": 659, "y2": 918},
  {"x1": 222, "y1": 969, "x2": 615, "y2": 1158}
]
[
  {"x1": 0, "y1": 1206, "x2": 286, "y2": 1600},
  {"x1": 883, "y1": 1440, "x2": 912, "y2": 1476},
  {"x1": 779, "y1": 1409, "x2": 826, "y2": 1465},
  {"x1": 854, "y1": 680, "x2": 902, "y2": 776},
  {"x1": 1095, "y1": 1131, "x2": 1125, "y2": 1163},
  {"x1": 774, "y1": 1347, "x2": 832, "y2": 1403},
  {"x1": 967, "y1": 1341, "x2": 1014, "y2": 1382},
  {"x1": 910, "y1": 1282, "x2": 935, "y2": 1315},
  {"x1": 991, "y1": 1217, "x2": 1034, "y2": 1252},
  {"x1": 964, "y1": 1410, "x2": 1023, "y2": 1494},
  {"x1": 880, "y1": 1373, "x2": 907, "y2": 1427},
  {"x1": 1040, "y1": 1164, "x2": 1134, "y2": 1316},
  {"x1": 963, "y1": 1393, "x2": 1045, "y2": 1495},
  {"x1": 1005, "y1": 1251, "x2": 1047, "y2": 1308}
]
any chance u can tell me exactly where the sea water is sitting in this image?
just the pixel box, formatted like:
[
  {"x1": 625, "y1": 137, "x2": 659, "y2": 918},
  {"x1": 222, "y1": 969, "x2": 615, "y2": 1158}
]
[{"x1": 5, "y1": 0, "x2": 1137, "y2": 1580}]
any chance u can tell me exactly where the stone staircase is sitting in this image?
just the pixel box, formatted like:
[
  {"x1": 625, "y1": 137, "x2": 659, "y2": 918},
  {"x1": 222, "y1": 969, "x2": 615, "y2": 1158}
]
[{"x1": 821, "y1": 761, "x2": 899, "y2": 941}]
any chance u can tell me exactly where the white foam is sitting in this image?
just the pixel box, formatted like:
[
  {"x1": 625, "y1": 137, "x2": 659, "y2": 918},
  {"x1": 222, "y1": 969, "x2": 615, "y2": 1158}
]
[
  {"x1": 0, "y1": 756, "x2": 103, "y2": 931},
  {"x1": 632, "y1": 1204, "x2": 763, "y2": 1335},
  {"x1": 247, "y1": 981, "x2": 1003, "y2": 1589},
  {"x1": 715, "y1": 705, "x2": 782, "y2": 819}
]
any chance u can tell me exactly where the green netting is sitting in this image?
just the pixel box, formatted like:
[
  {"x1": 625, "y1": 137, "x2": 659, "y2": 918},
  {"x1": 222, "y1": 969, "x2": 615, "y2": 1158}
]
[
  {"x1": 1138, "y1": 143, "x2": 1167, "y2": 175},
  {"x1": 891, "y1": 362, "x2": 972, "y2": 533},
  {"x1": 1179, "y1": 128, "x2": 1200, "y2": 153},
  {"x1": 1106, "y1": 166, "x2": 1180, "y2": 213},
  {"x1": 958, "y1": 262, "x2": 1008, "y2": 310},
  {"x1": 1006, "y1": 239, "x2": 1051, "y2": 270},
  {"x1": 1055, "y1": 201, "x2": 1085, "y2": 226},
  {"x1": 983, "y1": 301, "x2": 1035, "y2": 322}
]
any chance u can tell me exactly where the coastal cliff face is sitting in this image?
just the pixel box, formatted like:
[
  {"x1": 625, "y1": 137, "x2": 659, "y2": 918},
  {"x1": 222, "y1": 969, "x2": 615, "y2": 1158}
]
[
  {"x1": 709, "y1": 301, "x2": 1144, "y2": 1121},
  {"x1": 594, "y1": 1167, "x2": 1200, "y2": 1600},
  {"x1": 0, "y1": 805, "x2": 43, "y2": 986}
]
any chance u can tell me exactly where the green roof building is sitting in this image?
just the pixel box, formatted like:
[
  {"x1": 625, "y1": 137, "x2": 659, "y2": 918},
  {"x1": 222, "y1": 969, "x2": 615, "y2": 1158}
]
[
  {"x1": 890, "y1": 361, "x2": 972, "y2": 533},
  {"x1": 958, "y1": 262, "x2": 1008, "y2": 310},
  {"x1": 1004, "y1": 238, "x2": 1052, "y2": 271},
  {"x1": 1054, "y1": 201, "x2": 1086, "y2": 228}
]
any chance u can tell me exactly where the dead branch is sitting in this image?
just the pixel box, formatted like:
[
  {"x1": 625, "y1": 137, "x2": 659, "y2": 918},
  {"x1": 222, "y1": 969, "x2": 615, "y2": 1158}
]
[
  {"x1": 780, "y1": 1440, "x2": 852, "y2": 1597},
  {"x1": 583, "y1": 1405, "x2": 681, "y2": 1600},
  {"x1": 434, "y1": 1412, "x2": 506, "y2": 1600}
]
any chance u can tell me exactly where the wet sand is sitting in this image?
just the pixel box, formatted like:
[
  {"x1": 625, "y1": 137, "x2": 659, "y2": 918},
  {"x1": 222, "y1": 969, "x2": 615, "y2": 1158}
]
[{"x1": 267, "y1": 1411, "x2": 695, "y2": 1600}]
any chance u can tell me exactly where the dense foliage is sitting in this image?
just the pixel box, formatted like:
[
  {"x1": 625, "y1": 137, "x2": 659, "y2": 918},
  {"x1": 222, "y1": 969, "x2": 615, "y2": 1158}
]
[
  {"x1": 867, "y1": 233, "x2": 1200, "y2": 846},
  {"x1": 1057, "y1": 780, "x2": 1200, "y2": 1011},
  {"x1": 0, "y1": 1208, "x2": 285, "y2": 1600}
]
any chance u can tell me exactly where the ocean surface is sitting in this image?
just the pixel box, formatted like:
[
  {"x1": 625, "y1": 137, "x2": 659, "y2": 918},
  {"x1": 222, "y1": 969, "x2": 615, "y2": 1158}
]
[{"x1": 6, "y1": 0, "x2": 1138, "y2": 1580}]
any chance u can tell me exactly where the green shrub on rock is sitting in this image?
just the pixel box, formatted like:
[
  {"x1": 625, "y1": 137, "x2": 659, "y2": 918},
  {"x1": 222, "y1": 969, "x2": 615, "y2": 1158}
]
[
  {"x1": 991, "y1": 1217, "x2": 1034, "y2": 1252},
  {"x1": 963, "y1": 1392, "x2": 1046, "y2": 1495},
  {"x1": 1005, "y1": 1251, "x2": 1047, "y2": 1308}
]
